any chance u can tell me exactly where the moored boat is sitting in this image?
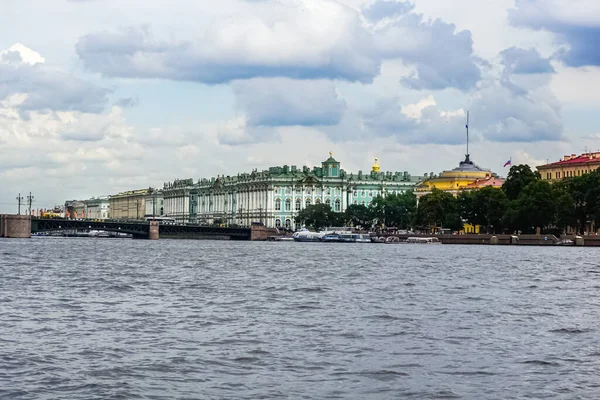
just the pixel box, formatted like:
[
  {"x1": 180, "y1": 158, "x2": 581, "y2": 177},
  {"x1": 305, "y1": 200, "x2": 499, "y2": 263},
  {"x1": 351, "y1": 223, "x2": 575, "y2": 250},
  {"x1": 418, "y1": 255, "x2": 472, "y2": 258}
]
[{"x1": 405, "y1": 237, "x2": 441, "y2": 244}]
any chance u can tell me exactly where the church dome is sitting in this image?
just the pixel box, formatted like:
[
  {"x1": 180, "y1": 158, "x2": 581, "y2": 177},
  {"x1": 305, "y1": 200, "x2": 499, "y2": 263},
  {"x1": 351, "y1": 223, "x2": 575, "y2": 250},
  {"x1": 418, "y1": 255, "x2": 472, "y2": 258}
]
[{"x1": 372, "y1": 157, "x2": 380, "y2": 173}]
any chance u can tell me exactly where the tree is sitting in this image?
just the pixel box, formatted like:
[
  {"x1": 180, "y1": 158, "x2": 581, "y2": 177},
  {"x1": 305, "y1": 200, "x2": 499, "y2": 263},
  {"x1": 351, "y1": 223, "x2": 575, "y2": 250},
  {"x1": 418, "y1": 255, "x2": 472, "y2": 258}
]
[
  {"x1": 295, "y1": 204, "x2": 343, "y2": 232},
  {"x1": 502, "y1": 164, "x2": 540, "y2": 201},
  {"x1": 514, "y1": 180, "x2": 556, "y2": 232},
  {"x1": 470, "y1": 187, "x2": 508, "y2": 233},
  {"x1": 552, "y1": 180, "x2": 576, "y2": 234},
  {"x1": 414, "y1": 188, "x2": 460, "y2": 232},
  {"x1": 370, "y1": 191, "x2": 417, "y2": 229},
  {"x1": 344, "y1": 204, "x2": 373, "y2": 228}
]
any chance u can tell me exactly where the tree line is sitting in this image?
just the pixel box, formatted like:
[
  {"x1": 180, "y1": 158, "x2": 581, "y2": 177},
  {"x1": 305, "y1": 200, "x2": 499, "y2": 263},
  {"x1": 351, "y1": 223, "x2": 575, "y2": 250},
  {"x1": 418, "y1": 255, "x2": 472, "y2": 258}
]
[{"x1": 294, "y1": 164, "x2": 600, "y2": 235}]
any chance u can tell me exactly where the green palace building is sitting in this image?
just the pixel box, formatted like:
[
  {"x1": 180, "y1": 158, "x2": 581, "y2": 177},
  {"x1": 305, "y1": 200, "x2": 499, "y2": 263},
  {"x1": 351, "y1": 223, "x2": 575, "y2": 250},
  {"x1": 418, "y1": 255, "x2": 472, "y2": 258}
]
[{"x1": 162, "y1": 152, "x2": 425, "y2": 228}]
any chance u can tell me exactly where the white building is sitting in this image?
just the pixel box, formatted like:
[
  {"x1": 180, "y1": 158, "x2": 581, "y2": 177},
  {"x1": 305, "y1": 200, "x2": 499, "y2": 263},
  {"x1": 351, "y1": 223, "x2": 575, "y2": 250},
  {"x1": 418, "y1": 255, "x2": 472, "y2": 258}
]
[
  {"x1": 83, "y1": 197, "x2": 110, "y2": 219},
  {"x1": 162, "y1": 153, "x2": 425, "y2": 228},
  {"x1": 144, "y1": 191, "x2": 164, "y2": 218}
]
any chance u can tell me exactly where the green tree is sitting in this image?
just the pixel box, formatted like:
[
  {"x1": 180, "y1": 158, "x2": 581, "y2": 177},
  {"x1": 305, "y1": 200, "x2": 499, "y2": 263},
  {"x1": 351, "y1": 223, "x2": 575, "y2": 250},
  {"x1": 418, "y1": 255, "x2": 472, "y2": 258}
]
[
  {"x1": 344, "y1": 204, "x2": 373, "y2": 228},
  {"x1": 295, "y1": 204, "x2": 343, "y2": 232},
  {"x1": 552, "y1": 180, "x2": 576, "y2": 234},
  {"x1": 470, "y1": 187, "x2": 508, "y2": 233},
  {"x1": 514, "y1": 180, "x2": 556, "y2": 232},
  {"x1": 370, "y1": 191, "x2": 417, "y2": 229},
  {"x1": 502, "y1": 164, "x2": 540, "y2": 201},
  {"x1": 414, "y1": 188, "x2": 460, "y2": 232}
]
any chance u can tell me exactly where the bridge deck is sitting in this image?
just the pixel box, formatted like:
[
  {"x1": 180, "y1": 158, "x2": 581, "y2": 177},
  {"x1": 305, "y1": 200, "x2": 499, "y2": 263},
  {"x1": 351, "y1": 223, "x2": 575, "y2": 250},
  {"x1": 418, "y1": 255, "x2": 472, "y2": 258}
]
[{"x1": 30, "y1": 218, "x2": 251, "y2": 239}]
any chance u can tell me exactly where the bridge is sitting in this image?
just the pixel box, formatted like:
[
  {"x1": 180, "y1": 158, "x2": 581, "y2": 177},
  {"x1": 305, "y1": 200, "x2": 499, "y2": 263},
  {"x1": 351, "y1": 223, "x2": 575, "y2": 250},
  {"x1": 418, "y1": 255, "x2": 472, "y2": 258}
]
[{"x1": 1, "y1": 215, "x2": 270, "y2": 240}]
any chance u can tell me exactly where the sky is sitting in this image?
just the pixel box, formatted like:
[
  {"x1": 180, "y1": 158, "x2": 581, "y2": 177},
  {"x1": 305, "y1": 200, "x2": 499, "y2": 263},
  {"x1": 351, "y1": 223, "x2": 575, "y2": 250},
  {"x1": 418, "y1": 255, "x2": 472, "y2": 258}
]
[{"x1": 1, "y1": 0, "x2": 600, "y2": 212}]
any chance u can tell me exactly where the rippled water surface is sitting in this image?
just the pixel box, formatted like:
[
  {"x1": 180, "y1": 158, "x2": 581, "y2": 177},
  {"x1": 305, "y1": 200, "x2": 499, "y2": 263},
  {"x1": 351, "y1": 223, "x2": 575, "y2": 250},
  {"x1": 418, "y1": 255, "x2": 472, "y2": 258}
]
[{"x1": 2, "y1": 238, "x2": 600, "y2": 399}]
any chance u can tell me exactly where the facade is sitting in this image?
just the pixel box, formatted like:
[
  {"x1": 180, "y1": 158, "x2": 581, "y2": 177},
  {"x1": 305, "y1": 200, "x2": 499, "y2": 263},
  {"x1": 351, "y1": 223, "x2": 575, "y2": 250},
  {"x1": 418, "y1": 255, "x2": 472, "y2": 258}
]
[
  {"x1": 537, "y1": 152, "x2": 600, "y2": 180},
  {"x1": 162, "y1": 153, "x2": 425, "y2": 228},
  {"x1": 84, "y1": 197, "x2": 110, "y2": 220},
  {"x1": 109, "y1": 188, "x2": 158, "y2": 221},
  {"x1": 145, "y1": 191, "x2": 164, "y2": 217},
  {"x1": 64, "y1": 200, "x2": 86, "y2": 219},
  {"x1": 415, "y1": 154, "x2": 501, "y2": 198}
]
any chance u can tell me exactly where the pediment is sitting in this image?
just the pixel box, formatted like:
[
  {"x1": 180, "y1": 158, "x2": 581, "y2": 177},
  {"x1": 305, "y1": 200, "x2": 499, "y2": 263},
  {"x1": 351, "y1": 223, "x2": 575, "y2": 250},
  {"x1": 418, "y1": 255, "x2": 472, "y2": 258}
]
[{"x1": 298, "y1": 176, "x2": 321, "y2": 185}]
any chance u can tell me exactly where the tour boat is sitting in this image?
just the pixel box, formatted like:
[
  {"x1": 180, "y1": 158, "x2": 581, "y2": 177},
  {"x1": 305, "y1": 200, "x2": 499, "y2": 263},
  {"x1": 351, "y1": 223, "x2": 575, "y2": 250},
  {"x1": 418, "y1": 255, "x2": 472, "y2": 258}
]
[{"x1": 292, "y1": 229, "x2": 323, "y2": 242}]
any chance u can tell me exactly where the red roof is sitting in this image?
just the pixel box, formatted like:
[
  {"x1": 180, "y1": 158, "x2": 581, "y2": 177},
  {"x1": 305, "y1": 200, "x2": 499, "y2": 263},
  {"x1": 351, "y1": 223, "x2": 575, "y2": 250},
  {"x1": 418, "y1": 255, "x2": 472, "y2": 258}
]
[
  {"x1": 465, "y1": 177, "x2": 505, "y2": 188},
  {"x1": 540, "y1": 152, "x2": 600, "y2": 167}
]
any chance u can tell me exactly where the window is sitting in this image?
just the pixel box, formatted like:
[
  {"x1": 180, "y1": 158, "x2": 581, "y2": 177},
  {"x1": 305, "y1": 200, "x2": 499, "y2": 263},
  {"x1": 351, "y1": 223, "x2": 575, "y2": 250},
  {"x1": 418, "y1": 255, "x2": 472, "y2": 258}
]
[
  {"x1": 306, "y1": 199, "x2": 311, "y2": 207},
  {"x1": 326, "y1": 188, "x2": 331, "y2": 195},
  {"x1": 295, "y1": 199, "x2": 301, "y2": 211},
  {"x1": 285, "y1": 199, "x2": 291, "y2": 211},
  {"x1": 368, "y1": 191, "x2": 372, "y2": 197},
  {"x1": 315, "y1": 198, "x2": 321, "y2": 204},
  {"x1": 353, "y1": 191, "x2": 357, "y2": 197},
  {"x1": 361, "y1": 190, "x2": 365, "y2": 197},
  {"x1": 361, "y1": 201, "x2": 366, "y2": 206},
  {"x1": 306, "y1": 189, "x2": 311, "y2": 195},
  {"x1": 334, "y1": 199, "x2": 341, "y2": 212},
  {"x1": 275, "y1": 187, "x2": 280, "y2": 194},
  {"x1": 353, "y1": 200, "x2": 358, "y2": 205},
  {"x1": 275, "y1": 199, "x2": 281, "y2": 211},
  {"x1": 275, "y1": 219, "x2": 281, "y2": 228},
  {"x1": 325, "y1": 199, "x2": 331, "y2": 207},
  {"x1": 285, "y1": 219, "x2": 291, "y2": 228}
]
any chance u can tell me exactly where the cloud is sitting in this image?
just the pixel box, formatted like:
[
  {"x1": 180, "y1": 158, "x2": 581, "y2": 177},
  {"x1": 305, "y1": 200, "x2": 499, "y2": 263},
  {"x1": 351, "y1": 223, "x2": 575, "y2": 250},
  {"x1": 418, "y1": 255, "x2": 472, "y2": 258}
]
[
  {"x1": 361, "y1": 96, "x2": 468, "y2": 144},
  {"x1": 470, "y1": 80, "x2": 563, "y2": 142},
  {"x1": 114, "y1": 97, "x2": 140, "y2": 108},
  {"x1": 509, "y1": 0, "x2": 600, "y2": 67},
  {"x1": 75, "y1": 1, "x2": 380, "y2": 84},
  {"x1": 372, "y1": 12, "x2": 481, "y2": 90},
  {"x1": 500, "y1": 46, "x2": 555, "y2": 74},
  {"x1": 362, "y1": 0, "x2": 414, "y2": 22},
  {"x1": 232, "y1": 78, "x2": 346, "y2": 127},
  {"x1": 0, "y1": 44, "x2": 109, "y2": 114}
]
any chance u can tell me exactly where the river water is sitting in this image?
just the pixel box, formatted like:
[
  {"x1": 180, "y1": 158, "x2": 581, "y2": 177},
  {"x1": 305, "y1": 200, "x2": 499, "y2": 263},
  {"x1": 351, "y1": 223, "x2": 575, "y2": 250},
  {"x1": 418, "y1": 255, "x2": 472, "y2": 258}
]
[{"x1": 1, "y1": 238, "x2": 600, "y2": 399}]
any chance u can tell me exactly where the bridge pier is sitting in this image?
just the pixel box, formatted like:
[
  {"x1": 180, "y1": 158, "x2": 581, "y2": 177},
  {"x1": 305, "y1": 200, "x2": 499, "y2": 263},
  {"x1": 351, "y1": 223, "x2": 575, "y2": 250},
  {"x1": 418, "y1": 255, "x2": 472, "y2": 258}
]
[
  {"x1": 0, "y1": 215, "x2": 31, "y2": 238},
  {"x1": 250, "y1": 224, "x2": 277, "y2": 241},
  {"x1": 149, "y1": 221, "x2": 159, "y2": 240}
]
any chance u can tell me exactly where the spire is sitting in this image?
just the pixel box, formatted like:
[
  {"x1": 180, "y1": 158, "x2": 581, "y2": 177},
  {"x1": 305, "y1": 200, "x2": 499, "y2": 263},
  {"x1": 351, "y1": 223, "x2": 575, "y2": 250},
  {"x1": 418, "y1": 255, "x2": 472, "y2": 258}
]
[{"x1": 464, "y1": 110, "x2": 471, "y2": 164}]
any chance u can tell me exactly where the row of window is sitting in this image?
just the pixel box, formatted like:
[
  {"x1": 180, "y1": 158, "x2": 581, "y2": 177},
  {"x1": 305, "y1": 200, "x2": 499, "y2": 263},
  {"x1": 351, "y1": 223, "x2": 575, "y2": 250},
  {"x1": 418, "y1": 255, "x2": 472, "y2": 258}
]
[
  {"x1": 547, "y1": 168, "x2": 595, "y2": 180},
  {"x1": 275, "y1": 198, "x2": 342, "y2": 212}
]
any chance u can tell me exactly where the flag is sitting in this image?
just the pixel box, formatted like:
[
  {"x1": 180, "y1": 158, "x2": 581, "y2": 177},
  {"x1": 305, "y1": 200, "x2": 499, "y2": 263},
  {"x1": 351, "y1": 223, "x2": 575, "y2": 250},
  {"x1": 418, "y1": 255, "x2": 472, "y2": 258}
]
[{"x1": 503, "y1": 158, "x2": 511, "y2": 167}]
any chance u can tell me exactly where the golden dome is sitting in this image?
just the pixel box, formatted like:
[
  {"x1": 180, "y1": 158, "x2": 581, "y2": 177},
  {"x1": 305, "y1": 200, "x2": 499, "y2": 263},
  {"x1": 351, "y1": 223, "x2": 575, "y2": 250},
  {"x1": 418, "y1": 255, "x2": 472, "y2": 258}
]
[{"x1": 372, "y1": 157, "x2": 380, "y2": 172}]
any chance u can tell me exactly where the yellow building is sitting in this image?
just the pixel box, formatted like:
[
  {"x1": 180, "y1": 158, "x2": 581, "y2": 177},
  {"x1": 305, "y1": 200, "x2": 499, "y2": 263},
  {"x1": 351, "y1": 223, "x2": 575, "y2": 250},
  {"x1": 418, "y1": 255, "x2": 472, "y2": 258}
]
[
  {"x1": 537, "y1": 152, "x2": 600, "y2": 180},
  {"x1": 415, "y1": 154, "x2": 502, "y2": 198},
  {"x1": 109, "y1": 188, "x2": 157, "y2": 220}
]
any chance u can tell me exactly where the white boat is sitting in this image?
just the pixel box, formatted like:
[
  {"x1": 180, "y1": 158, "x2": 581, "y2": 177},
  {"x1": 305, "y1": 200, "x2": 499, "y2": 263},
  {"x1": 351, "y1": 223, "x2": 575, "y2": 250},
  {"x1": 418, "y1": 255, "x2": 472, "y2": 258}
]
[
  {"x1": 338, "y1": 233, "x2": 372, "y2": 243},
  {"x1": 405, "y1": 237, "x2": 441, "y2": 244},
  {"x1": 292, "y1": 229, "x2": 323, "y2": 242}
]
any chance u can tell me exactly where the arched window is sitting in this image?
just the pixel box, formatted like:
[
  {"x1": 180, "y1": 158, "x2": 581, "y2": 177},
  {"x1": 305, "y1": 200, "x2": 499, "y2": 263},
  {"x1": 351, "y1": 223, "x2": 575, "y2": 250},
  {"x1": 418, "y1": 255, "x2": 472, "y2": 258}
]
[
  {"x1": 285, "y1": 199, "x2": 291, "y2": 211},
  {"x1": 353, "y1": 200, "x2": 357, "y2": 205},
  {"x1": 275, "y1": 199, "x2": 281, "y2": 211},
  {"x1": 334, "y1": 199, "x2": 341, "y2": 212},
  {"x1": 295, "y1": 199, "x2": 301, "y2": 211},
  {"x1": 361, "y1": 190, "x2": 365, "y2": 197},
  {"x1": 325, "y1": 199, "x2": 331, "y2": 208},
  {"x1": 361, "y1": 201, "x2": 366, "y2": 206},
  {"x1": 285, "y1": 219, "x2": 291, "y2": 228},
  {"x1": 305, "y1": 199, "x2": 311, "y2": 207},
  {"x1": 275, "y1": 219, "x2": 281, "y2": 228},
  {"x1": 315, "y1": 198, "x2": 321, "y2": 204}
]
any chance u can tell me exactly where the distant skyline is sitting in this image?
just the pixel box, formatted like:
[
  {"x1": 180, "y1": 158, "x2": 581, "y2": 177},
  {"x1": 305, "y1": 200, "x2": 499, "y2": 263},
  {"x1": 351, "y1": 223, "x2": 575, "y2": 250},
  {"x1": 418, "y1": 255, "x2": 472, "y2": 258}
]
[{"x1": 2, "y1": 0, "x2": 600, "y2": 212}]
